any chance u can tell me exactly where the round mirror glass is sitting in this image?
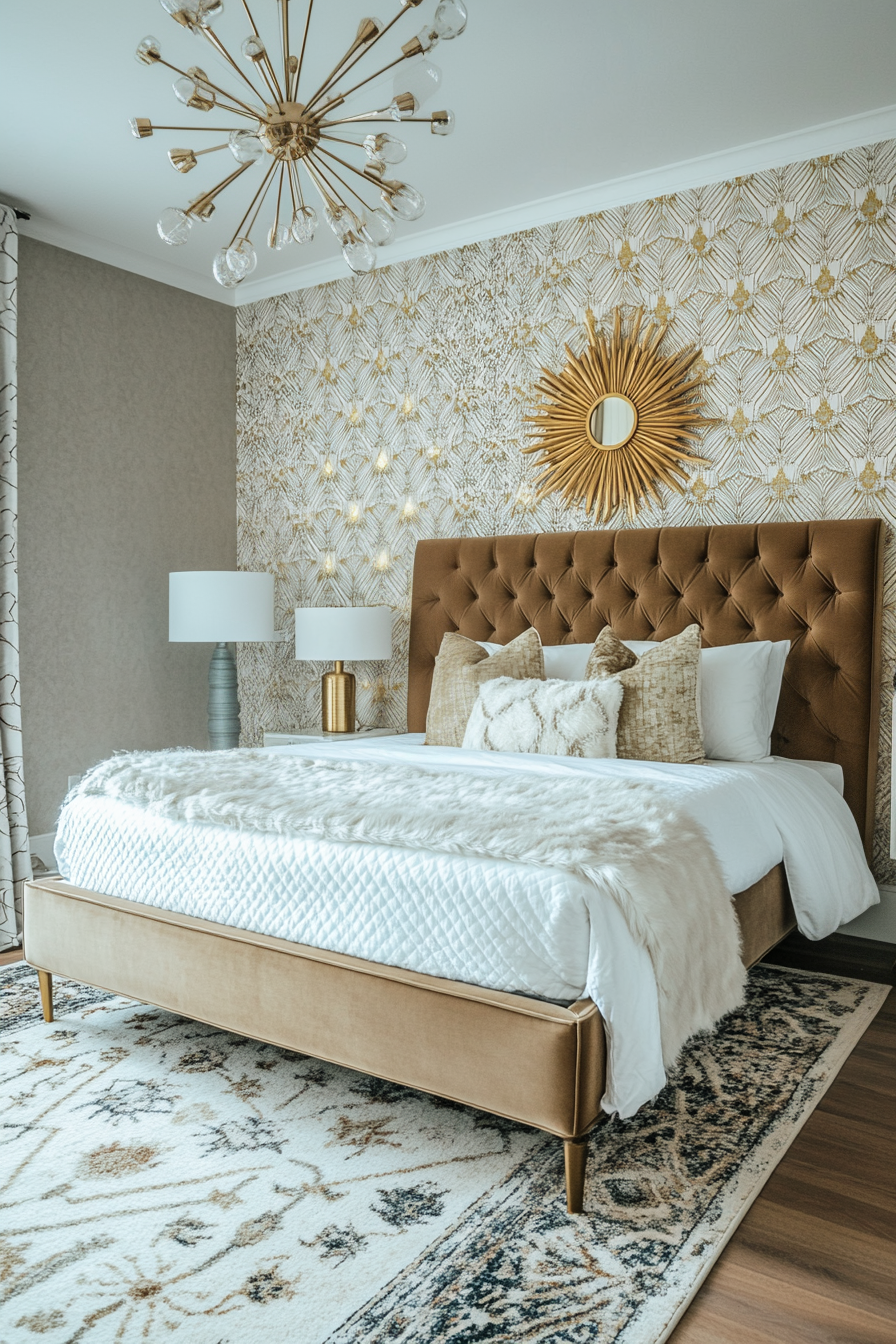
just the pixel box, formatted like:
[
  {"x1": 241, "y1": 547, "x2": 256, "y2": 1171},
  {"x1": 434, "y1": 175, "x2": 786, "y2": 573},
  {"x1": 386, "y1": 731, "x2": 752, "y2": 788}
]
[{"x1": 589, "y1": 394, "x2": 637, "y2": 448}]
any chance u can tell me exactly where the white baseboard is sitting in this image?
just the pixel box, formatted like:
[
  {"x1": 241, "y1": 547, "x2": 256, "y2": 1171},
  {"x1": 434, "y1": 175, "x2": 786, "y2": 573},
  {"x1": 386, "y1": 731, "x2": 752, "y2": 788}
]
[
  {"x1": 839, "y1": 885, "x2": 896, "y2": 944},
  {"x1": 29, "y1": 832, "x2": 58, "y2": 876}
]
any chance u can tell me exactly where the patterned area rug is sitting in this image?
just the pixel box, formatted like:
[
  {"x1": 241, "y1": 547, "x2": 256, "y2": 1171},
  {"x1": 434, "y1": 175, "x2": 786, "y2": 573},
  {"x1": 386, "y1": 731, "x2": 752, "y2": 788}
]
[{"x1": 0, "y1": 963, "x2": 887, "y2": 1344}]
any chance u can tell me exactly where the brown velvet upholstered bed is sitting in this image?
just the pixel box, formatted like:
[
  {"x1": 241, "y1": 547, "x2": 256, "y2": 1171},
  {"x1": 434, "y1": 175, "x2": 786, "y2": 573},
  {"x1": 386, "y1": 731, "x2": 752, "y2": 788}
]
[{"x1": 23, "y1": 519, "x2": 883, "y2": 1214}]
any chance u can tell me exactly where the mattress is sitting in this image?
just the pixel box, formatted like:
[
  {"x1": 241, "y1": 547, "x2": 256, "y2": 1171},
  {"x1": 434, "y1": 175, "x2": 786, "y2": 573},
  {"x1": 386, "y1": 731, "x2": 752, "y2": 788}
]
[{"x1": 55, "y1": 736, "x2": 877, "y2": 1118}]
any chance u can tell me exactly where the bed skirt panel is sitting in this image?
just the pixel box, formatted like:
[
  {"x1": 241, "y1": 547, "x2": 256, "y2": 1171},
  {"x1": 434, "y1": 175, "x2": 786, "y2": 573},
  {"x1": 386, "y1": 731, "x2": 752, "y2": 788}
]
[
  {"x1": 22, "y1": 879, "x2": 606, "y2": 1139},
  {"x1": 22, "y1": 864, "x2": 793, "y2": 1139}
]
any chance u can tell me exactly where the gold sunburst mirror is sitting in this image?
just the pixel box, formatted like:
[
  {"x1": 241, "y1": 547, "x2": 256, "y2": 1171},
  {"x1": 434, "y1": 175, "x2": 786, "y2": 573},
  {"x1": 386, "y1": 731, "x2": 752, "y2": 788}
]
[{"x1": 524, "y1": 307, "x2": 709, "y2": 522}]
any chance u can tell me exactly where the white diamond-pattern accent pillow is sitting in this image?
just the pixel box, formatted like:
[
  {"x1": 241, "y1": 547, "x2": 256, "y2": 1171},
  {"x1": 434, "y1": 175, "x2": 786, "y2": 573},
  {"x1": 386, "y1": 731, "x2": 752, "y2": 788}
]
[{"x1": 462, "y1": 676, "x2": 623, "y2": 758}]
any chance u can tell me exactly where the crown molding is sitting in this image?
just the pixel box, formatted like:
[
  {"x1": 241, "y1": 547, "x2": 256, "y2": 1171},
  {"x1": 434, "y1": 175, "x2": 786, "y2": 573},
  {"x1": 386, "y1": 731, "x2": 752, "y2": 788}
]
[
  {"x1": 15, "y1": 103, "x2": 896, "y2": 310},
  {"x1": 235, "y1": 101, "x2": 896, "y2": 306},
  {"x1": 16, "y1": 216, "x2": 236, "y2": 306}
]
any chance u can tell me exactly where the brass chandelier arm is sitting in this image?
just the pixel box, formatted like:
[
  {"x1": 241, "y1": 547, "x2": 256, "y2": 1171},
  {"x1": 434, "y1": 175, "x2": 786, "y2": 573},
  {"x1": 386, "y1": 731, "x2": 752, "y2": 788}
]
[
  {"x1": 182, "y1": 142, "x2": 230, "y2": 159},
  {"x1": 304, "y1": 40, "x2": 372, "y2": 116},
  {"x1": 286, "y1": 160, "x2": 299, "y2": 216},
  {"x1": 229, "y1": 159, "x2": 279, "y2": 246},
  {"x1": 155, "y1": 57, "x2": 263, "y2": 120},
  {"x1": 302, "y1": 155, "x2": 341, "y2": 211},
  {"x1": 294, "y1": 0, "x2": 315, "y2": 99},
  {"x1": 290, "y1": 158, "x2": 307, "y2": 211},
  {"x1": 301, "y1": 4, "x2": 411, "y2": 114},
  {"x1": 314, "y1": 143, "x2": 394, "y2": 195},
  {"x1": 272, "y1": 163, "x2": 286, "y2": 236},
  {"x1": 256, "y1": 53, "x2": 286, "y2": 104},
  {"x1": 200, "y1": 26, "x2": 269, "y2": 107},
  {"x1": 213, "y1": 103, "x2": 264, "y2": 123},
  {"x1": 318, "y1": 132, "x2": 370, "y2": 149},
  {"x1": 280, "y1": 0, "x2": 290, "y2": 90},
  {"x1": 308, "y1": 149, "x2": 378, "y2": 216},
  {"x1": 321, "y1": 114, "x2": 430, "y2": 126},
  {"x1": 146, "y1": 125, "x2": 247, "y2": 132},
  {"x1": 319, "y1": 110, "x2": 397, "y2": 127},
  {"x1": 307, "y1": 51, "x2": 408, "y2": 118},
  {"x1": 239, "y1": 0, "x2": 285, "y2": 101},
  {"x1": 305, "y1": 152, "x2": 367, "y2": 218},
  {"x1": 187, "y1": 158, "x2": 255, "y2": 215}
]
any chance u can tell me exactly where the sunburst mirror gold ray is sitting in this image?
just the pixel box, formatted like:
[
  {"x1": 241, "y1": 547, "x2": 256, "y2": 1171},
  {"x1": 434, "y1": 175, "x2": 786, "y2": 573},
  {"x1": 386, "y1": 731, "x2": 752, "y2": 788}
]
[{"x1": 523, "y1": 307, "x2": 710, "y2": 522}]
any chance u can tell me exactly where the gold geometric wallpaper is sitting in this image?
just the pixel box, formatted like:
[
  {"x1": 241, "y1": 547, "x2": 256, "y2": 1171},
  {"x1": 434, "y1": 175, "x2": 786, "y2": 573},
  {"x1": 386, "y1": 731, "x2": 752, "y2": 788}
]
[{"x1": 236, "y1": 137, "x2": 896, "y2": 880}]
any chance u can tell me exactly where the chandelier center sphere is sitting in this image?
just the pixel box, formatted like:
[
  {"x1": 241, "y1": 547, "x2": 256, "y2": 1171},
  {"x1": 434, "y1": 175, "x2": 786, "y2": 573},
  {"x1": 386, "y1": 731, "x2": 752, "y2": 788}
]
[{"x1": 260, "y1": 103, "x2": 320, "y2": 161}]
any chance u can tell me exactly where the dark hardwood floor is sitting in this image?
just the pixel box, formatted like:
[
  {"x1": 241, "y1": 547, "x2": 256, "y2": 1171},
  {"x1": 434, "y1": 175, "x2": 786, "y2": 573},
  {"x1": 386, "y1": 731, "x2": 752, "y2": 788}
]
[
  {"x1": 4, "y1": 936, "x2": 894, "y2": 1341},
  {"x1": 671, "y1": 932, "x2": 896, "y2": 1344}
]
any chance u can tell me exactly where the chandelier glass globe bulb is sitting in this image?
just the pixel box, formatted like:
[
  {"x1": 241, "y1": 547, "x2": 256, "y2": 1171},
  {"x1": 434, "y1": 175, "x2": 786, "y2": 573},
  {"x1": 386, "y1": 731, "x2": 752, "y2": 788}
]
[
  {"x1": 324, "y1": 204, "x2": 353, "y2": 242},
  {"x1": 157, "y1": 207, "x2": 193, "y2": 245},
  {"x1": 363, "y1": 133, "x2": 406, "y2": 165},
  {"x1": 160, "y1": 0, "x2": 197, "y2": 17},
  {"x1": 212, "y1": 248, "x2": 241, "y2": 288},
  {"x1": 433, "y1": 0, "x2": 468, "y2": 39},
  {"x1": 229, "y1": 130, "x2": 263, "y2": 163},
  {"x1": 241, "y1": 35, "x2": 266, "y2": 61},
  {"x1": 291, "y1": 207, "x2": 318, "y2": 244},
  {"x1": 197, "y1": 0, "x2": 224, "y2": 24},
  {"x1": 135, "y1": 35, "x2": 161, "y2": 64},
  {"x1": 225, "y1": 238, "x2": 257, "y2": 278},
  {"x1": 383, "y1": 182, "x2": 425, "y2": 221},
  {"x1": 393, "y1": 59, "x2": 441, "y2": 111},
  {"x1": 361, "y1": 208, "x2": 395, "y2": 247},
  {"x1": 342, "y1": 234, "x2": 377, "y2": 274},
  {"x1": 415, "y1": 24, "x2": 440, "y2": 53},
  {"x1": 268, "y1": 223, "x2": 292, "y2": 250}
]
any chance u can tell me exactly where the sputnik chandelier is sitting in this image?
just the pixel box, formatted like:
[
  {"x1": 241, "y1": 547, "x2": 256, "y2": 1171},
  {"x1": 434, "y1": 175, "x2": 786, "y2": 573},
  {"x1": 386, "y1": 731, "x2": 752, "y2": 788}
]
[{"x1": 131, "y1": 0, "x2": 467, "y2": 287}]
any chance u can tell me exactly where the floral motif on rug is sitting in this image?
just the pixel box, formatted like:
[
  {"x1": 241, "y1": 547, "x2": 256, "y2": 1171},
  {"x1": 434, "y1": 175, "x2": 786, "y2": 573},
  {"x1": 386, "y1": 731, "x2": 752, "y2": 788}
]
[{"x1": 0, "y1": 964, "x2": 886, "y2": 1343}]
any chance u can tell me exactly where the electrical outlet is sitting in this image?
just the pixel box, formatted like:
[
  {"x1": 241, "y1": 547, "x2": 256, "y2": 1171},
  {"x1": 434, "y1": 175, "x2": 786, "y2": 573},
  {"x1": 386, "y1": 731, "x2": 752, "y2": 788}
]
[{"x1": 67, "y1": 775, "x2": 81, "y2": 791}]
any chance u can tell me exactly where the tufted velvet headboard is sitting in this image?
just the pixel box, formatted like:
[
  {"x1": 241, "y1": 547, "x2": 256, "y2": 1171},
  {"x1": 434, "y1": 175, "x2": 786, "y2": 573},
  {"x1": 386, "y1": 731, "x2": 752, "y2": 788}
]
[{"x1": 407, "y1": 521, "x2": 884, "y2": 854}]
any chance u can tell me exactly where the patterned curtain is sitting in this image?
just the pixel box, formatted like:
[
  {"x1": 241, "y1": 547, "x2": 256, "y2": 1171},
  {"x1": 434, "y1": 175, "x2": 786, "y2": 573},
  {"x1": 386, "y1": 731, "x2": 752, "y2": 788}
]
[{"x1": 0, "y1": 205, "x2": 31, "y2": 951}]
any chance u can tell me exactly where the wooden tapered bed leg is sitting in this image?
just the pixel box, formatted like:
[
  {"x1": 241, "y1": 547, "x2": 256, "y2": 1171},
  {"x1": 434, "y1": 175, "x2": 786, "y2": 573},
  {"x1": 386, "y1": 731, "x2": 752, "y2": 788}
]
[
  {"x1": 37, "y1": 970, "x2": 54, "y2": 1023},
  {"x1": 564, "y1": 1137, "x2": 588, "y2": 1214}
]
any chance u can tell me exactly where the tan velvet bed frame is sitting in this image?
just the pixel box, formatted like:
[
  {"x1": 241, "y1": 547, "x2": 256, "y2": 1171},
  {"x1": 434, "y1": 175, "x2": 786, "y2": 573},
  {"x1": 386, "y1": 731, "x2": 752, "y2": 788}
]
[{"x1": 23, "y1": 519, "x2": 884, "y2": 1214}]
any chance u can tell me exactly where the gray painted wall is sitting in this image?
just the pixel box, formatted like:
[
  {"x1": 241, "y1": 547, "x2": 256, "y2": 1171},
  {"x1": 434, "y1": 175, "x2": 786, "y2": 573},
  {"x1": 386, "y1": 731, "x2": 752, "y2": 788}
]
[{"x1": 17, "y1": 237, "x2": 236, "y2": 835}]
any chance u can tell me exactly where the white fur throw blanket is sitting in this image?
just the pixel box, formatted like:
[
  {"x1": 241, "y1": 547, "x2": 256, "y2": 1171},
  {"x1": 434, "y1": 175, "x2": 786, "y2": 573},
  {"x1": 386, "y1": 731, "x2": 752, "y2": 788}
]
[{"x1": 75, "y1": 749, "x2": 746, "y2": 1070}]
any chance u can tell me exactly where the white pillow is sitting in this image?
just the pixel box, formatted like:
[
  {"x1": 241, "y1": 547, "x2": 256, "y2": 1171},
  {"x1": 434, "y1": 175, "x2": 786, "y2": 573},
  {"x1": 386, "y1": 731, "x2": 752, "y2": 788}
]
[
  {"x1": 462, "y1": 676, "x2": 623, "y2": 758},
  {"x1": 764, "y1": 639, "x2": 789, "y2": 741},
  {"x1": 479, "y1": 641, "x2": 594, "y2": 681},
  {"x1": 625, "y1": 638, "x2": 789, "y2": 761},
  {"x1": 479, "y1": 636, "x2": 790, "y2": 762}
]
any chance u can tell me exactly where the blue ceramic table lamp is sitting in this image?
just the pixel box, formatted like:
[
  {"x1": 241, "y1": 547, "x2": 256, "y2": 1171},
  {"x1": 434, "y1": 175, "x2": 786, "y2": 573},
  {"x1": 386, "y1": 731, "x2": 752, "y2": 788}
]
[{"x1": 169, "y1": 571, "x2": 275, "y2": 748}]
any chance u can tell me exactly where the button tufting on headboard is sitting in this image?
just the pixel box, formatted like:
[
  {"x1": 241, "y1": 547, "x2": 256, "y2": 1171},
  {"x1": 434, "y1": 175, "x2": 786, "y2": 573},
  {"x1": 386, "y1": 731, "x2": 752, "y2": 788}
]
[{"x1": 408, "y1": 521, "x2": 884, "y2": 857}]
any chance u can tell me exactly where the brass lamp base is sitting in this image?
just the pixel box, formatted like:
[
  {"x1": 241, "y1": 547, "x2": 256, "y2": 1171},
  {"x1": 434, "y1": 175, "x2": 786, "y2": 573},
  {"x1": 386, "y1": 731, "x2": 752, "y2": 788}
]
[{"x1": 321, "y1": 660, "x2": 356, "y2": 733}]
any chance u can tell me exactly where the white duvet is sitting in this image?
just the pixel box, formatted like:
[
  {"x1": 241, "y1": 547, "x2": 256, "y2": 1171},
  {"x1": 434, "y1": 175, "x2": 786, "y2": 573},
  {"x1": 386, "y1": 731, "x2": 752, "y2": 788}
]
[{"x1": 55, "y1": 736, "x2": 878, "y2": 1119}]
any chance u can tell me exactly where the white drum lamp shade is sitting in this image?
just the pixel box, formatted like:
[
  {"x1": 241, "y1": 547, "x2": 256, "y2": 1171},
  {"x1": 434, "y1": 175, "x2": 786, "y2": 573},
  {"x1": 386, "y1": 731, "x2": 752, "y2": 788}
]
[
  {"x1": 294, "y1": 606, "x2": 392, "y2": 661},
  {"x1": 295, "y1": 606, "x2": 392, "y2": 733},
  {"x1": 169, "y1": 571, "x2": 275, "y2": 643},
  {"x1": 169, "y1": 571, "x2": 275, "y2": 750}
]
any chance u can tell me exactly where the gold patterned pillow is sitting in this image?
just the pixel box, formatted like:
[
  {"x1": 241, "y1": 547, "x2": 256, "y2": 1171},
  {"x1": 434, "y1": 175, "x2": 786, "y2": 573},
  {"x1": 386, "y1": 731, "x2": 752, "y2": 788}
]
[
  {"x1": 586, "y1": 624, "x2": 704, "y2": 764},
  {"x1": 424, "y1": 628, "x2": 545, "y2": 748}
]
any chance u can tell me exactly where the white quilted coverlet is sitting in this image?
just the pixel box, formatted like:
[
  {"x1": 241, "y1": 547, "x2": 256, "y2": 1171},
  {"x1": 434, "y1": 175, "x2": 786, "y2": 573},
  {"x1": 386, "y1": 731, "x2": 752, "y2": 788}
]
[{"x1": 55, "y1": 736, "x2": 877, "y2": 1118}]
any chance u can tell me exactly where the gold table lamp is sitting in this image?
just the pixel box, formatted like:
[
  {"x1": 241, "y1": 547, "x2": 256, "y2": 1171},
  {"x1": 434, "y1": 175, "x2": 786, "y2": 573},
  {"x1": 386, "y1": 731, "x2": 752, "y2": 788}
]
[{"x1": 295, "y1": 606, "x2": 392, "y2": 733}]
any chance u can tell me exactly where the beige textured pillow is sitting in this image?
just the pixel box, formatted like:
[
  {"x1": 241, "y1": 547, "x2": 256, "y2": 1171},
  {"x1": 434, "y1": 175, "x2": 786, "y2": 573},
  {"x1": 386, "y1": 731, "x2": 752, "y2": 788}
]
[
  {"x1": 462, "y1": 676, "x2": 623, "y2": 758},
  {"x1": 425, "y1": 628, "x2": 545, "y2": 748},
  {"x1": 586, "y1": 624, "x2": 704, "y2": 764}
]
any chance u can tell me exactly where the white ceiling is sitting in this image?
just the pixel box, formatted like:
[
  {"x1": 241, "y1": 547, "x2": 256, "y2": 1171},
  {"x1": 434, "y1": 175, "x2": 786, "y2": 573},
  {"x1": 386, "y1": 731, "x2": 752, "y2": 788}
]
[{"x1": 3, "y1": 0, "x2": 896, "y2": 306}]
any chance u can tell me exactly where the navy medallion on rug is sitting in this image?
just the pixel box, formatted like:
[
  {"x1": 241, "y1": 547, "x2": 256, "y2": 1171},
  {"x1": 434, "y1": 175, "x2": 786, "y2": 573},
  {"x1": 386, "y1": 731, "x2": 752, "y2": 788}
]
[{"x1": 0, "y1": 964, "x2": 887, "y2": 1343}]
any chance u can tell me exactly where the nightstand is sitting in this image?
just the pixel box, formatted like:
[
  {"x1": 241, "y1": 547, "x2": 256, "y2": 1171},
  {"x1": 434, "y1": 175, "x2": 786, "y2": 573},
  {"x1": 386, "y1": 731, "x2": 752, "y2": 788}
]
[{"x1": 262, "y1": 727, "x2": 399, "y2": 747}]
